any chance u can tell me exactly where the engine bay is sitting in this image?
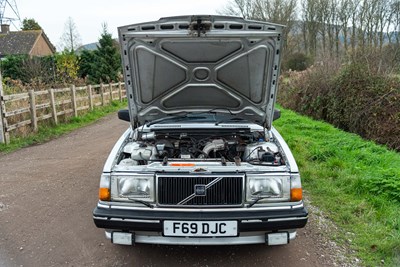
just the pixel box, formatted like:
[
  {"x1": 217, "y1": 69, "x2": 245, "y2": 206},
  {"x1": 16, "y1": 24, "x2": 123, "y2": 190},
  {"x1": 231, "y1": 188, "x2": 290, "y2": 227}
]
[{"x1": 117, "y1": 129, "x2": 285, "y2": 167}]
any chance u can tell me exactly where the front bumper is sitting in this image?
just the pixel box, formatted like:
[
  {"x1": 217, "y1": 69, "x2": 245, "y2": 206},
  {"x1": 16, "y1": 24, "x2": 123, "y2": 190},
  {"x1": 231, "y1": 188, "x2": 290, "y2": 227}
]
[{"x1": 93, "y1": 202, "x2": 308, "y2": 245}]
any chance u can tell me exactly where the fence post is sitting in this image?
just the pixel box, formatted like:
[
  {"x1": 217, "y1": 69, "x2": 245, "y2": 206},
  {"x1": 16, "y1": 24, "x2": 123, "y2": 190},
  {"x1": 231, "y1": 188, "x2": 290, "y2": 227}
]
[
  {"x1": 100, "y1": 83, "x2": 104, "y2": 106},
  {"x1": 28, "y1": 90, "x2": 38, "y2": 132},
  {"x1": 118, "y1": 82, "x2": 122, "y2": 102},
  {"x1": 109, "y1": 83, "x2": 113, "y2": 103},
  {"x1": 88, "y1": 85, "x2": 93, "y2": 110},
  {"x1": 70, "y1": 85, "x2": 77, "y2": 117},
  {"x1": 48, "y1": 88, "x2": 58, "y2": 125},
  {"x1": 0, "y1": 73, "x2": 6, "y2": 144}
]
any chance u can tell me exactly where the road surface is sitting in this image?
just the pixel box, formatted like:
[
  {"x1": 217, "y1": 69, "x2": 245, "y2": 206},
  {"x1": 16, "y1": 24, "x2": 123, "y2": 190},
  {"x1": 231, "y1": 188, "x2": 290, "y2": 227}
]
[{"x1": 0, "y1": 114, "x2": 346, "y2": 267}]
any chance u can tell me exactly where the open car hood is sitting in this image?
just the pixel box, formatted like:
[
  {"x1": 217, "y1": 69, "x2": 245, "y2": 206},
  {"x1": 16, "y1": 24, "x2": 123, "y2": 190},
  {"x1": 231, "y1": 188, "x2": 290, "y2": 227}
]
[{"x1": 118, "y1": 15, "x2": 284, "y2": 129}]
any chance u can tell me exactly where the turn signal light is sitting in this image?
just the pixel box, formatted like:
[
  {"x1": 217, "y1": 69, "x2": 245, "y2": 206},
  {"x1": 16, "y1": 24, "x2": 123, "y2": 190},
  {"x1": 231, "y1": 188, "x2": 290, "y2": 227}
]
[
  {"x1": 290, "y1": 188, "x2": 303, "y2": 201},
  {"x1": 99, "y1": 188, "x2": 111, "y2": 201}
]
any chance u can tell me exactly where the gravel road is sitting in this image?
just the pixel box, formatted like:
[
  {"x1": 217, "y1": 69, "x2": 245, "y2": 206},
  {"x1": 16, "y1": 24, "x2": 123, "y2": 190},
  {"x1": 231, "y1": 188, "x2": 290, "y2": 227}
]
[{"x1": 0, "y1": 114, "x2": 350, "y2": 267}]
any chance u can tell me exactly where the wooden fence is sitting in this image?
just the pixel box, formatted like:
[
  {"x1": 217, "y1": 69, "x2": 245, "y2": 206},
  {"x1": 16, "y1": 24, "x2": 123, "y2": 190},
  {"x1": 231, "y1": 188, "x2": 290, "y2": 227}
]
[{"x1": 0, "y1": 80, "x2": 126, "y2": 144}]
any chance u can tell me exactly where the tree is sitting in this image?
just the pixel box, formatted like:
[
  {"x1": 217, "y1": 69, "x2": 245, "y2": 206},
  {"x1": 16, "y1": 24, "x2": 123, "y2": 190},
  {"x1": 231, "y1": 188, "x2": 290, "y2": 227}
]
[
  {"x1": 78, "y1": 49, "x2": 96, "y2": 79},
  {"x1": 21, "y1": 18, "x2": 42, "y2": 30},
  {"x1": 219, "y1": 0, "x2": 297, "y2": 52},
  {"x1": 391, "y1": 1, "x2": 400, "y2": 44},
  {"x1": 60, "y1": 17, "x2": 82, "y2": 53},
  {"x1": 337, "y1": 0, "x2": 353, "y2": 52},
  {"x1": 349, "y1": 0, "x2": 360, "y2": 51},
  {"x1": 218, "y1": 0, "x2": 259, "y2": 19},
  {"x1": 302, "y1": 0, "x2": 319, "y2": 57},
  {"x1": 254, "y1": 0, "x2": 297, "y2": 51},
  {"x1": 89, "y1": 24, "x2": 121, "y2": 84},
  {"x1": 55, "y1": 51, "x2": 79, "y2": 83}
]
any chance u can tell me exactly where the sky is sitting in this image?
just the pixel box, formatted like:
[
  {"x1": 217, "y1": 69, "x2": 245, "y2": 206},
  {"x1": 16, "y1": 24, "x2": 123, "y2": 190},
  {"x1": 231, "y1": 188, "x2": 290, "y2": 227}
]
[{"x1": 4, "y1": 0, "x2": 231, "y2": 50}]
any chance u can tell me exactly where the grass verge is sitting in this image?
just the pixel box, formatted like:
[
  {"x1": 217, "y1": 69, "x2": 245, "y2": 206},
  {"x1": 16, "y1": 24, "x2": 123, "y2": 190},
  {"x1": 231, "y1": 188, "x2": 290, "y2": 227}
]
[
  {"x1": 274, "y1": 106, "x2": 400, "y2": 266},
  {"x1": 0, "y1": 100, "x2": 127, "y2": 154}
]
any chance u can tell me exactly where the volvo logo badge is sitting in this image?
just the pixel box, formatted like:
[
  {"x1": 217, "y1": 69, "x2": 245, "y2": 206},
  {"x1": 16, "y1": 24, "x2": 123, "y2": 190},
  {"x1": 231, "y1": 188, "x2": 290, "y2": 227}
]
[
  {"x1": 177, "y1": 177, "x2": 223, "y2": 205},
  {"x1": 194, "y1": 184, "x2": 206, "y2": 196}
]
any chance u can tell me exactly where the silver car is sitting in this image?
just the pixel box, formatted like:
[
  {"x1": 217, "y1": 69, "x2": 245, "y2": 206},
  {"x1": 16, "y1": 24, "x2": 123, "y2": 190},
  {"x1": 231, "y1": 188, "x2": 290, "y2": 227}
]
[{"x1": 93, "y1": 15, "x2": 307, "y2": 246}]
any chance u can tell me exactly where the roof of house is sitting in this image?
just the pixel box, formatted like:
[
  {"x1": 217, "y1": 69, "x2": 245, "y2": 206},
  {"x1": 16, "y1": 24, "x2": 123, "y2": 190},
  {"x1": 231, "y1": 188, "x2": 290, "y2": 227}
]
[
  {"x1": 76, "y1": 42, "x2": 99, "y2": 53},
  {"x1": 0, "y1": 30, "x2": 56, "y2": 57}
]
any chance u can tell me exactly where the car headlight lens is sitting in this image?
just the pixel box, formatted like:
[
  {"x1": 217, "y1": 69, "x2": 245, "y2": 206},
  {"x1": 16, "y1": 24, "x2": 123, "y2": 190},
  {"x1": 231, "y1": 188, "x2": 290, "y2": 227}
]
[
  {"x1": 112, "y1": 175, "x2": 154, "y2": 201},
  {"x1": 246, "y1": 175, "x2": 290, "y2": 202}
]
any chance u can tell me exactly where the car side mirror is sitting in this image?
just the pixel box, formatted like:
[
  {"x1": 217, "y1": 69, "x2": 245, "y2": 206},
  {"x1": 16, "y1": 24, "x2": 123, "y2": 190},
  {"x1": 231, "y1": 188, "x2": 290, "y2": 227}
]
[
  {"x1": 118, "y1": 109, "x2": 130, "y2": 122},
  {"x1": 273, "y1": 109, "x2": 281, "y2": 121}
]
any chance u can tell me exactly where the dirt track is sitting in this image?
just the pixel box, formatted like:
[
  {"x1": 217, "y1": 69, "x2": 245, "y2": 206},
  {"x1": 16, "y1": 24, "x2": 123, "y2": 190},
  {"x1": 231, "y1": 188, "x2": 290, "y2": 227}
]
[{"x1": 0, "y1": 114, "x2": 348, "y2": 267}]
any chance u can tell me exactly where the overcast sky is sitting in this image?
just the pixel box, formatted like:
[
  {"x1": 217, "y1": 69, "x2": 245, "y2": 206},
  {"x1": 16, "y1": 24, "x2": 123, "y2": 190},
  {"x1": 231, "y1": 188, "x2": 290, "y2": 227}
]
[{"x1": 5, "y1": 0, "x2": 231, "y2": 49}]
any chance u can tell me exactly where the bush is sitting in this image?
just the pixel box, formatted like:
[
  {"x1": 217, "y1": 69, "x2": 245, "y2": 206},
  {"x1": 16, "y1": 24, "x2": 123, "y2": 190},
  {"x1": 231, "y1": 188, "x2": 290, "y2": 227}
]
[
  {"x1": 55, "y1": 51, "x2": 79, "y2": 83},
  {"x1": 278, "y1": 58, "x2": 341, "y2": 119},
  {"x1": 348, "y1": 45, "x2": 400, "y2": 74},
  {"x1": 329, "y1": 63, "x2": 400, "y2": 150},
  {"x1": 283, "y1": 52, "x2": 312, "y2": 71},
  {"x1": 278, "y1": 53, "x2": 400, "y2": 151},
  {"x1": 0, "y1": 55, "x2": 28, "y2": 80},
  {"x1": 0, "y1": 55, "x2": 56, "y2": 86},
  {"x1": 381, "y1": 44, "x2": 400, "y2": 73}
]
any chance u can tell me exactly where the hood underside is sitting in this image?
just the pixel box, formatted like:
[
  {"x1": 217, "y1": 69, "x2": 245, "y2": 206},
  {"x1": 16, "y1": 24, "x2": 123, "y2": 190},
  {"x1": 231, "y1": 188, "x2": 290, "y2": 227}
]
[{"x1": 118, "y1": 15, "x2": 284, "y2": 129}]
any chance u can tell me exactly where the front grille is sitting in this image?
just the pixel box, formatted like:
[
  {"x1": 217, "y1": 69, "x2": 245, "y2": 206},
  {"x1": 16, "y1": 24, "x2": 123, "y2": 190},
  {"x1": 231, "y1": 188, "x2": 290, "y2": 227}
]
[{"x1": 157, "y1": 175, "x2": 243, "y2": 206}]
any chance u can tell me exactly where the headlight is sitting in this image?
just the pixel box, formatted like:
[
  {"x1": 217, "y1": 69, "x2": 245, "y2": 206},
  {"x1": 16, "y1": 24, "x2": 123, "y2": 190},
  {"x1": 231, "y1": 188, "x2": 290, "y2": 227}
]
[
  {"x1": 246, "y1": 175, "x2": 290, "y2": 202},
  {"x1": 111, "y1": 175, "x2": 154, "y2": 201}
]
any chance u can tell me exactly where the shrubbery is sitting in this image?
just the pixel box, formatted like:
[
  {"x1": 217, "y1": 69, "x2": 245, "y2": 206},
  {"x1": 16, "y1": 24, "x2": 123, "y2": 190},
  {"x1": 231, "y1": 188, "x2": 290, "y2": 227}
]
[
  {"x1": 0, "y1": 55, "x2": 28, "y2": 81},
  {"x1": 0, "y1": 55, "x2": 57, "y2": 87},
  {"x1": 278, "y1": 50, "x2": 400, "y2": 151},
  {"x1": 282, "y1": 52, "x2": 312, "y2": 71},
  {"x1": 0, "y1": 53, "x2": 80, "y2": 90}
]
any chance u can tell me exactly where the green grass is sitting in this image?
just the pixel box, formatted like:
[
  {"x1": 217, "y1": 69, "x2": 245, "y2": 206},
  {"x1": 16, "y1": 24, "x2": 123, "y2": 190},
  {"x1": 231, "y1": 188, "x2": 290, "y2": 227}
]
[
  {"x1": 274, "y1": 106, "x2": 400, "y2": 266},
  {"x1": 0, "y1": 100, "x2": 127, "y2": 154}
]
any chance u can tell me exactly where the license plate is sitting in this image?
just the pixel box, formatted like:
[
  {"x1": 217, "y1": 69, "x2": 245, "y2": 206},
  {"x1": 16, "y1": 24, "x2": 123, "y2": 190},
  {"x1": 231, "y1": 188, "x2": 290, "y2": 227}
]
[{"x1": 163, "y1": 220, "x2": 238, "y2": 237}]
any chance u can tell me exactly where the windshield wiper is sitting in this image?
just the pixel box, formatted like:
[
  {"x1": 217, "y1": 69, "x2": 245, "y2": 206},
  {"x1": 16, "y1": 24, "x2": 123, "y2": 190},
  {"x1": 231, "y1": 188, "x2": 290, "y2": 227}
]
[
  {"x1": 128, "y1": 198, "x2": 154, "y2": 208},
  {"x1": 215, "y1": 117, "x2": 245, "y2": 125},
  {"x1": 247, "y1": 196, "x2": 276, "y2": 208},
  {"x1": 206, "y1": 108, "x2": 234, "y2": 115},
  {"x1": 146, "y1": 113, "x2": 190, "y2": 126}
]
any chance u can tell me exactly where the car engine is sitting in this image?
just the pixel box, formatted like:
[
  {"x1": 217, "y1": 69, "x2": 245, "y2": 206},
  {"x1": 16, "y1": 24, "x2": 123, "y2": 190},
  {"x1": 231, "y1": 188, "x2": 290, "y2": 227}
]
[{"x1": 117, "y1": 129, "x2": 284, "y2": 166}]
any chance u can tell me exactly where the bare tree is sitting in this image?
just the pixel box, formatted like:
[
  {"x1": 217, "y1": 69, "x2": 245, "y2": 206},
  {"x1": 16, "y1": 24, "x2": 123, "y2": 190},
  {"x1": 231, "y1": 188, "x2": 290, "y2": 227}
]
[
  {"x1": 59, "y1": 17, "x2": 82, "y2": 53},
  {"x1": 337, "y1": 0, "x2": 352, "y2": 52},
  {"x1": 368, "y1": 0, "x2": 380, "y2": 47},
  {"x1": 218, "y1": 0, "x2": 259, "y2": 18},
  {"x1": 375, "y1": 1, "x2": 390, "y2": 51},
  {"x1": 302, "y1": 0, "x2": 319, "y2": 57},
  {"x1": 349, "y1": 0, "x2": 360, "y2": 51},
  {"x1": 386, "y1": 0, "x2": 397, "y2": 44},
  {"x1": 315, "y1": 0, "x2": 329, "y2": 54},
  {"x1": 254, "y1": 0, "x2": 297, "y2": 51},
  {"x1": 220, "y1": 0, "x2": 400, "y2": 62},
  {"x1": 355, "y1": 0, "x2": 366, "y2": 49},
  {"x1": 219, "y1": 0, "x2": 298, "y2": 53},
  {"x1": 391, "y1": 1, "x2": 400, "y2": 45}
]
